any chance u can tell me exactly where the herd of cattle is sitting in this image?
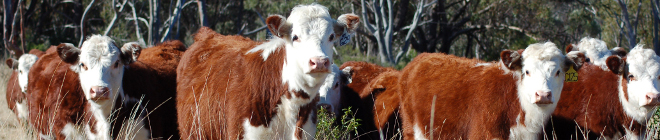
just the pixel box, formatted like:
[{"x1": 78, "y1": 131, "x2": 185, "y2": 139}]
[{"x1": 3, "y1": 3, "x2": 660, "y2": 140}]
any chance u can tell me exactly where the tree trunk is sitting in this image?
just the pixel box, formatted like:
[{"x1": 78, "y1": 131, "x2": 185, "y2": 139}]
[{"x1": 197, "y1": 0, "x2": 208, "y2": 27}]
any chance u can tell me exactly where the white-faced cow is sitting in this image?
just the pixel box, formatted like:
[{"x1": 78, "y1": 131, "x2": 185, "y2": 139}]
[
  {"x1": 317, "y1": 64, "x2": 349, "y2": 116},
  {"x1": 27, "y1": 35, "x2": 148, "y2": 140},
  {"x1": 546, "y1": 45, "x2": 660, "y2": 140},
  {"x1": 5, "y1": 49, "x2": 43, "y2": 121},
  {"x1": 397, "y1": 42, "x2": 585, "y2": 139},
  {"x1": 176, "y1": 4, "x2": 359, "y2": 140}
]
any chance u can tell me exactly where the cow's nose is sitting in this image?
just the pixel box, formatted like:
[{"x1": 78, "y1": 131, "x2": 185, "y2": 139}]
[
  {"x1": 534, "y1": 90, "x2": 553, "y2": 104},
  {"x1": 89, "y1": 86, "x2": 110, "y2": 100},
  {"x1": 644, "y1": 92, "x2": 660, "y2": 106},
  {"x1": 309, "y1": 57, "x2": 330, "y2": 73}
]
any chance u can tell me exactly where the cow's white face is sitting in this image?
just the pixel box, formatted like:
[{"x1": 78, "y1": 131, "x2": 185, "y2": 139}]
[
  {"x1": 502, "y1": 42, "x2": 585, "y2": 107},
  {"x1": 574, "y1": 37, "x2": 611, "y2": 70},
  {"x1": 57, "y1": 36, "x2": 141, "y2": 102},
  {"x1": 609, "y1": 46, "x2": 660, "y2": 122},
  {"x1": 17, "y1": 54, "x2": 38, "y2": 93},
  {"x1": 318, "y1": 65, "x2": 346, "y2": 116},
  {"x1": 264, "y1": 4, "x2": 359, "y2": 94}
]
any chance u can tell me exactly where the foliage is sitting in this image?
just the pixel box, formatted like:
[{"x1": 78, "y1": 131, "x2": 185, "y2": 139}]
[{"x1": 315, "y1": 106, "x2": 362, "y2": 140}]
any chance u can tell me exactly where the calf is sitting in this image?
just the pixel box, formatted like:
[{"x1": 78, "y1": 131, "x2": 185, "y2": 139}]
[
  {"x1": 546, "y1": 45, "x2": 660, "y2": 140},
  {"x1": 5, "y1": 49, "x2": 44, "y2": 121},
  {"x1": 29, "y1": 35, "x2": 147, "y2": 139},
  {"x1": 176, "y1": 4, "x2": 359, "y2": 140},
  {"x1": 317, "y1": 64, "x2": 349, "y2": 117},
  {"x1": 398, "y1": 42, "x2": 585, "y2": 139}
]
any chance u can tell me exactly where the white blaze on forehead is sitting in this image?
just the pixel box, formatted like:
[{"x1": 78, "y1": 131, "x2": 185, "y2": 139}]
[
  {"x1": 576, "y1": 37, "x2": 611, "y2": 70},
  {"x1": 17, "y1": 54, "x2": 38, "y2": 93},
  {"x1": 620, "y1": 45, "x2": 660, "y2": 123}
]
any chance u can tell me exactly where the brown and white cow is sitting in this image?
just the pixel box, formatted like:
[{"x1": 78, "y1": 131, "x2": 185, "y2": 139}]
[
  {"x1": 28, "y1": 35, "x2": 147, "y2": 140},
  {"x1": 176, "y1": 4, "x2": 359, "y2": 139},
  {"x1": 5, "y1": 49, "x2": 44, "y2": 121},
  {"x1": 545, "y1": 45, "x2": 660, "y2": 140},
  {"x1": 397, "y1": 42, "x2": 585, "y2": 139}
]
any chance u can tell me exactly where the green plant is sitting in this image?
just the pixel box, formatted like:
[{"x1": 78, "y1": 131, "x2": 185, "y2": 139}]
[{"x1": 315, "y1": 106, "x2": 361, "y2": 140}]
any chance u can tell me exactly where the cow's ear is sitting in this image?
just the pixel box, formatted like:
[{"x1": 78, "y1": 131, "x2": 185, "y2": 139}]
[
  {"x1": 566, "y1": 44, "x2": 578, "y2": 53},
  {"x1": 57, "y1": 43, "x2": 80, "y2": 64},
  {"x1": 565, "y1": 51, "x2": 586, "y2": 71},
  {"x1": 610, "y1": 47, "x2": 628, "y2": 57},
  {"x1": 500, "y1": 50, "x2": 522, "y2": 71},
  {"x1": 266, "y1": 15, "x2": 292, "y2": 39},
  {"x1": 606, "y1": 55, "x2": 625, "y2": 74},
  {"x1": 121, "y1": 42, "x2": 142, "y2": 64},
  {"x1": 340, "y1": 66, "x2": 353, "y2": 84},
  {"x1": 5, "y1": 58, "x2": 17, "y2": 70},
  {"x1": 334, "y1": 14, "x2": 360, "y2": 46}
]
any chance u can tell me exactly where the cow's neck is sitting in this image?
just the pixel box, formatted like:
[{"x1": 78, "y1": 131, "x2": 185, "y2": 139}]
[{"x1": 510, "y1": 72, "x2": 556, "y2": 139}]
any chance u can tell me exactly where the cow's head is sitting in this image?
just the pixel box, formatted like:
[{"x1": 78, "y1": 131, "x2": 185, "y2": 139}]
[
  {"x1": 606, "y1": 45, "x2": 660, "y2": 122},
  {"x1": 10, "y1": 54, "x2": 39, "y2": 93},
  {"x1": 57, "y1": 36, "x2": 141, "y2": 102},
  {"x1": 318, "y1": 64, "x2": 351, "y2": 116},
  {"x1": 567, "y1": 37, "x2": 611, "y2": 70},
  {"x1": 502, "y1": 42, "x2": 585, "y2": 108},
  {"x1": 267, "y1": 4, "x2": 359, "y2": 94}
]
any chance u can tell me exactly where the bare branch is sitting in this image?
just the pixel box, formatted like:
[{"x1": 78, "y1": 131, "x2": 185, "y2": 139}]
[
  {"x1": 361, "y1": 0, "x2": 376, "y2": 32},
  {"x1": 104, "y1": 0, "x2": 128, "y2": 36},
  {"x1": 197, "y1": 0, "x2": 208, "y2": 26},
  {"x1": 78, "y1": 0, "x2": 97, "y2": 47},
  {"x1": 241, "y1": 25, "x2": 267, "y2": 36},
  {"x1": 127, "y1": 1, "x2": 146, "y2": 46},
  {"x1": 161, "y1": 0, "x2": 183, "y2": 42}
]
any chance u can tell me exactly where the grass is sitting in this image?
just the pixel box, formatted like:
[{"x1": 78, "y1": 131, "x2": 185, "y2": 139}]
[{"x1": 315, "y1": 106, "x2": 361, "y2": 140}]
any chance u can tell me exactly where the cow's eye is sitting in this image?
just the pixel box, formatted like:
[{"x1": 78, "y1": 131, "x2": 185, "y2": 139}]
[
  {"x1": 333, "y1": 83, "x2": 339, "y2": 89},
  {"x1": 19, "y1": 70, "x2": 23, "y2": 74},
  {"x1": 80, "y1": 63, "x2": 88, "y2": 70},
  {"x1": 628, "y1": 75, "x2": 636, "y2": 81},
  {"x1": 292, "y1": 35, "x2": 299, "y2": 41},
  {"x1": 329, "y1": 33, "x2": 335, "y2": 41},
  {"x1": 114, "y1": 61, "x2": 120, "y2": 68},
  {"x1": 525, "y1": 70, "x2": 530, "y2": 76},
  {"x1": 555, "y1": 70, "x2": 560, "y2": 77}
]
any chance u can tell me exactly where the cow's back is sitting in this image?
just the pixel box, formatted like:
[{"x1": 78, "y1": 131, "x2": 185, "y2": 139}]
[
  {"x1": 398, "y1": 53, "x2": 521, "y2": 139},
  {"x1": 120, "y1": 40, "x2": 186, "y2": 139},
  {"x1": 176, "y1": 27, "x2": 287, "y2": 139}
]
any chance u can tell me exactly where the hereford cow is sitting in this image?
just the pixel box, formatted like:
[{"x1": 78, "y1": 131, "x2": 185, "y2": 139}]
[
  {"x1": 335, "y1": 61, "x2": 399, "y2": 139},
  {"x1": 398, "y1": 42, "x2": 586, "y2": 139},
  {"x1": 545, "y1": 45, "x2": 660, "y2": 140},
  {"x1": 176, "y1": 4, "x2": 359, "y2": 139},
  {"x1": 120, "y1": 41, "x2": 186, "y2": 139},
  {"x1": 5, "y1": 49, "x2": 44, "y2": 121},
  {"x1": 28, "y1": 35, "x2": 148, "y2": 140}
]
